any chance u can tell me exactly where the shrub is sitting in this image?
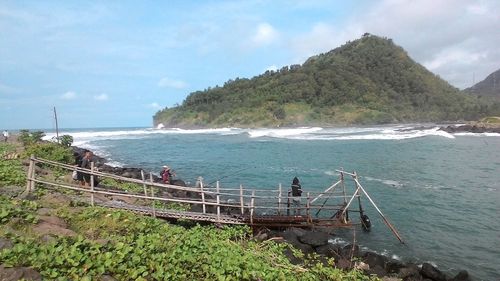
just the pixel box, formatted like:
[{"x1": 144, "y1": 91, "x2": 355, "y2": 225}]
[
  {"x1": 18, "y1": 130, "x2": 46, "y2": 147},
  {"x1": 23, "y1": 143, "x2": 73, "y2": 164},
  {"x1": 59, "y1": 135, "x2": 74, "y2": 147}
]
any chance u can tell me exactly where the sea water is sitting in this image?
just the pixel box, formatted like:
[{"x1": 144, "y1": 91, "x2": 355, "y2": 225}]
[{"x1": 44, "y1": 125, "x2": 500, "y2": 280}]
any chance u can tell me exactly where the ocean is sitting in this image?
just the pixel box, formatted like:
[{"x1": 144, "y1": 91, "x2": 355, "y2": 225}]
[{"x1": 44, "y1": 125, "x2": 500, "y2": 280}]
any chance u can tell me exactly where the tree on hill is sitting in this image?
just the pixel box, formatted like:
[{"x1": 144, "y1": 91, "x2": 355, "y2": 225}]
[{"x1": 154, "y1": 35, "x2": 500, "y2": 127}]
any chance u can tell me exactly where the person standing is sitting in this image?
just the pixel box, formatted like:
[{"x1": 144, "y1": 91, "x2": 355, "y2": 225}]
[
  {"x1": 160, "y1": 165, "x2": 175, "y2": 184},
  {"x1": 80, "y1": 150, "x2": 94, "y2": 187},
  {"x1": 2, "y1": 130, "x2": 8, "y2": 142},
  {"x1": 291, "y1": 177, "x2": 302, "y2": 215}
]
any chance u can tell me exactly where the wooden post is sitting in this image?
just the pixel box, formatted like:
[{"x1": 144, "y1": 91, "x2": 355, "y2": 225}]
[
  {"x1": 90, "y1": 162, "x2": 95, "y2": 206},
  {"x1": 286, "y1": 191, "x2": 290, "y2": 216},
  {"x1": 141, "y1": 170, "x2": 147, "y2": 197},
  {"x1": 278, "y1": 183, "x2": 282, "y2": 216},
  {"x1": 150, "y1": 173, "x2": 156, "y2": 217},
  {"x1": 341, "y1": 169, "x2": 347, "y2": 205},
  {"x1": 200, "y1": 180, "x2": 206, "y2": 214},
  {"x1": 239, "y1": 184, "x2": 244, "y2": 215},
  {"x1": 25, "y1": 155, "x2": 34, "y2": 193},
  {"x1": 216, "y1": 181, "x2": 221, "y2": 221},
  {"x1": 250, "y1": 190, "x2": 255, "y2": 225}
]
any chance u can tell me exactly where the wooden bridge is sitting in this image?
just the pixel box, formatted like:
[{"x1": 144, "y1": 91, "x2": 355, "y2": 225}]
[{"x1": 24, "y1": 156, "x2": 404, "y2": 243}]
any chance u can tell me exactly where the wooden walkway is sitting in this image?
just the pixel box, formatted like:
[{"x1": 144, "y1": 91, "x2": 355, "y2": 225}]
[{"x1": 25, "y1": 156, "x2": 403, "y2": 242}]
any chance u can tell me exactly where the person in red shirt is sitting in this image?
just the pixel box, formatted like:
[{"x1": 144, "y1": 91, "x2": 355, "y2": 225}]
[{"x1": 161, "y1": 165, "x2": 175, "y2": 184}]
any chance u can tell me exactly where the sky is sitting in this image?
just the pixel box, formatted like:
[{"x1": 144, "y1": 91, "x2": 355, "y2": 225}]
[{"x1": 1, "y1": 0, "x2": 499, "y2": 129}]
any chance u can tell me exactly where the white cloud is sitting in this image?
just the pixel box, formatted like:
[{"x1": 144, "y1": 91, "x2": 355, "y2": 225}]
[
  {"x1": 158, "y1": 77, "x2": 188, "y2": 89},
  {"x1": 251, "y1": 23, "x2": 279, "y2": 46},
  {"x1": 93, "y1": 94, "x2": 108, "y2": 101},
  {"x1": 149, "y1": 102, "x2": 162, "y2": 109},
  {"x1": 265, "y1": 65, "x2": 278, "y2": 72},
  {"x1": 61, "y1": 91, "x2": 76, "y2": 100},
  {"x1": 289, "y1": 0, "x2": 500, "y2": 89}
]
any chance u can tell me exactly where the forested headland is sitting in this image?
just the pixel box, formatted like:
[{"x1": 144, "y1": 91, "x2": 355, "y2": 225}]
[{"x1": 154, "y1": 34, "x2": 500, "y2": 127}]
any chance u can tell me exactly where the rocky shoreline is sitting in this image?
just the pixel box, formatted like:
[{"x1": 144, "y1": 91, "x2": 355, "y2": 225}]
[
  {"x1": 439, "y1": 123, "x2": 500, "y2": 134},
  {"x1": 72, "y1": 147, "x2": 474, "y2": 281}
]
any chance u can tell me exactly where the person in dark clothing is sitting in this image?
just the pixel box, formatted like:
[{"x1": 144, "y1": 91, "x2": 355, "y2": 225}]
[
  {"x1": 73, "y1": 151, "x2": 84, "y2": 184},
  {"x1": 80, "y1": 150, "x2": 95, "y2": 187},
  {"x1": 291, "y1": 177, "x2": 302, "y2": 215}
]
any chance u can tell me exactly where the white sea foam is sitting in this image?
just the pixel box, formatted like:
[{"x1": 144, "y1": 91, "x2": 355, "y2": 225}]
[
  {"x1": 453, "y1": 132, "x2": 500, "y2": 137},
  {"x1": 363, "y1": 176, "x2": 404, "y2": 188},
  {"x1": 247, "y1": 127, "x2": 323, "y2": 138}
]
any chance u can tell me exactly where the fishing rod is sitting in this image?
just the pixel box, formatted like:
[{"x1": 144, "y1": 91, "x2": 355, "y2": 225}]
[{"x1": 207, "y1": 166, "x2": 256, "y2": 185}]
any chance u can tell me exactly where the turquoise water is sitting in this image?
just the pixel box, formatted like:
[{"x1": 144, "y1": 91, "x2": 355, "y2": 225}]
[{"x1": 45, "y1": 126, "x2": 500, "y2": 280}]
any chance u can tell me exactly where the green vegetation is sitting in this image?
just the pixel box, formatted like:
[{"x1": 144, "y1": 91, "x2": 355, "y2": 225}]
[
  {"x1": 154, "y1": 34, "x2": 500, "y2": 127},
  {"x1": 59, "y1": 135, "x2": 74, "y2": 147},
  {"x1": 0, "y1": 196, "x2": 39, "y2": 224},
  {"x1": 0, "y1": 202, "x2": 376, "y2": 280},
  {"x1": 0, "y1": 143, "x2": 25, "y2": 186},
  {"x1": 18, "y1": 130, "x2": 46, "y2": 147}
]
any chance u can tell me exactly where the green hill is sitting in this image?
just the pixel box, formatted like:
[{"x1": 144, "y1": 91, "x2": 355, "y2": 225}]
[
  {"x1": 465, "y1": 68, "x2": 500, "y2": 98},
  {"x1": 154, "y1": 34, "x2": 499, "y2": 127}
]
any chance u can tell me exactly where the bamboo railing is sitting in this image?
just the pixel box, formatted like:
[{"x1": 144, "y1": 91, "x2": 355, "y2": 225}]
[{"x1": 24, "y1": 156, "x2": 404, "y2": 241}]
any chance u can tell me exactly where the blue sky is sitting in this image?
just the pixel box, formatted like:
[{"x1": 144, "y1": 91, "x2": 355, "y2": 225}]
[{"x1": 1, "y1": 0, "x2": 499, "y2": 129}]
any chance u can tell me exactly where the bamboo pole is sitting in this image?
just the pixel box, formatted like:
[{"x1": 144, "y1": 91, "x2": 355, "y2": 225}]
[
  {"x1": 150, "y1": 173, "x2": 156, "y2": 217},
  {"x1": 141, "y1": 170, "x2": 147, "y2": 197},
  {"x1": 239, "y1": 184, "x2": 244, "y2": 215},
  {"x1": 216, "y1": 181, "x2": 220, "y2": 221},
  {"x1": 200, "y1": 180, "x2": 206, "y2": 214},
  {"x1": 250, "y1": 190, "x2": 255, "y2": 225},
  {"x1": 278, "y1": 183, "x2": 282, "y2": 215},
  {"x1": 341, "y1": 170, "x2": 347, "y2": 205},
  {"x1": 354, "y1": 178, "x2": 404, "y2": 244},
  {"x1": 25, "y1": 155, "x2": 34, "y2": 193},
  {"x1": 310, "y1": 180, "x2": 341, "y2": 204},
  {"x1": 90, "y1": 162, "x2": 95, "y2": 206}
]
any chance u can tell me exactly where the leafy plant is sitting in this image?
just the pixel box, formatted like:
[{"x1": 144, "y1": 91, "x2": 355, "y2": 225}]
[
  {"x1": 18, "y1": 130, "x2": 45, "y2": 147},
  {"x1": 59, "y1": 135, "x2": 74, "y2": 147},
  {"x1": 23, "y1": 142, "x2": 73, "y2": 164}
]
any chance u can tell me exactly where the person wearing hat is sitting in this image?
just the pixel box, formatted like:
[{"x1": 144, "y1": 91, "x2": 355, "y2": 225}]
[{"x1": 161, "y1": 165, "x2": 175, "y2": 184}]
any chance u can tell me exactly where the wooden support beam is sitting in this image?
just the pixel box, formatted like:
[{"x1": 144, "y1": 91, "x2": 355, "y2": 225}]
[
  {"x1": 216, "y1": 181, "x2": 220, "y2": 222},
  {"x1": 90, "y1": 162, "x2": 95, "y2": 207}
]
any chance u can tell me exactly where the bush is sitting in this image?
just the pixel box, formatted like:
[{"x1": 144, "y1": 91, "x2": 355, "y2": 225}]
[
  {"x1": 0, "y1": 144, "x2": 25, "y2": 186},
  {"x1": 18, "y1": 130, "x2": 46, "y2": 147},
  {"x1": 23, "y1": 143, "x2": 73, "y2": 164},
  {"x1": 59, "y1": 135, "x2": 74, "y2": 147}
]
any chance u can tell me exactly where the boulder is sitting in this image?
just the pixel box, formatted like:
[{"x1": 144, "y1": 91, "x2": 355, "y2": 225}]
[
  {"x1": 368, "y1": 264, "x2": 387, "y2": 277},
  {"x1": 450, "y1": 270, "x2": 471, "y2": 281},
  {"x1": 385, "y1": 259, "x2": 405, "y2": 274},
  {"x1": 398, "y1": 263, "x2": 421, "y2": 280},
  {"x1": 315, "y1": 244, "x2": 342, "y2": 260},
  {"x1": 363, "y1": 252, "x2": 388, "y2": 269},
  {"x1": 298, "y1": 231, "x2": 330, "y2": 247},
  {"x1": 0, "y1": 238, "x2": 13, "y2": 251},
  {"x1": 32, "y1": 216, "x2": 76, "y2": 237},
  {"x1": 0, "y1": 264, "x2": 42, "y2": 281},
  {"x1": 340, "y1": 244, "x2": 360, "y2": 259},
  {"x1": 335, "y1": 258, "x2": 352, "y2": 270},
  {"x1": 420, "y1": 263, "x2": 447, "y2": 281}
]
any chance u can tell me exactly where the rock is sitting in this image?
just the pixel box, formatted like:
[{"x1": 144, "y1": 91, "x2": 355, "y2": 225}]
[
  {"x1": 0, "y1": 185, "x2": 25, "y2": 198},
  {"x1": 36, "y1": 208, "x2": 52, "y2": 216},
  {"x1": 363, "y1": 252, "x2": 388, "y2": 269},
  {"x1": 420, "y1": 263, "x2": 447, "y2": 281},
  {"x1": 40, "y1": 234, "x2": 56, "y2": 244},
  {"x1": 0, "y1": 238, "x2": 13, "y2": 250},
  {"x1": 340, "y1": 244, "x2": 360, "y2": 259},
  {"x1": 32, "y1": 216, "x2": 76, "y2": 237},
  {"x1": 254, "y1": 232, "x2": 268, "y2": 242},
  {"x1": 385, "y1": 259, "x2": 405, "y2": 274},
  {"x1": 298, "y1": 231, "x2": 330, "y2": 247},
  {"x1": 335, "y1": 258, "x2": 352, "y2": 270},
  {"x1": 354, "y1": 261, "x2": 370, "y2": 271},
  {"x1": 381, "y1": 277, "x2": 401, "y2": 281},
  {"x1": 450, "y1": 270, "x2": 471, "y2": 281},
  {"x1": 282, "y1": 247, "x2": 303, "y2": 265},
  {"x1": 398, "y1": 263, "x2": 421, "y2": 280},
  {"x1": 368, "y1": 265, "x2": 387, "y2": 277},
  {"x1": 0, "y1": 264, "x2": 42, "y2": 281},
  {"x1": 315, "y1": 244, "x2": 342, "y2": 260}
]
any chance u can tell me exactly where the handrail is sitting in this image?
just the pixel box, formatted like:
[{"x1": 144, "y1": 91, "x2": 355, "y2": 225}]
[{"x1": 26, "y1": 155, "x2": 407, "y2": 244}]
